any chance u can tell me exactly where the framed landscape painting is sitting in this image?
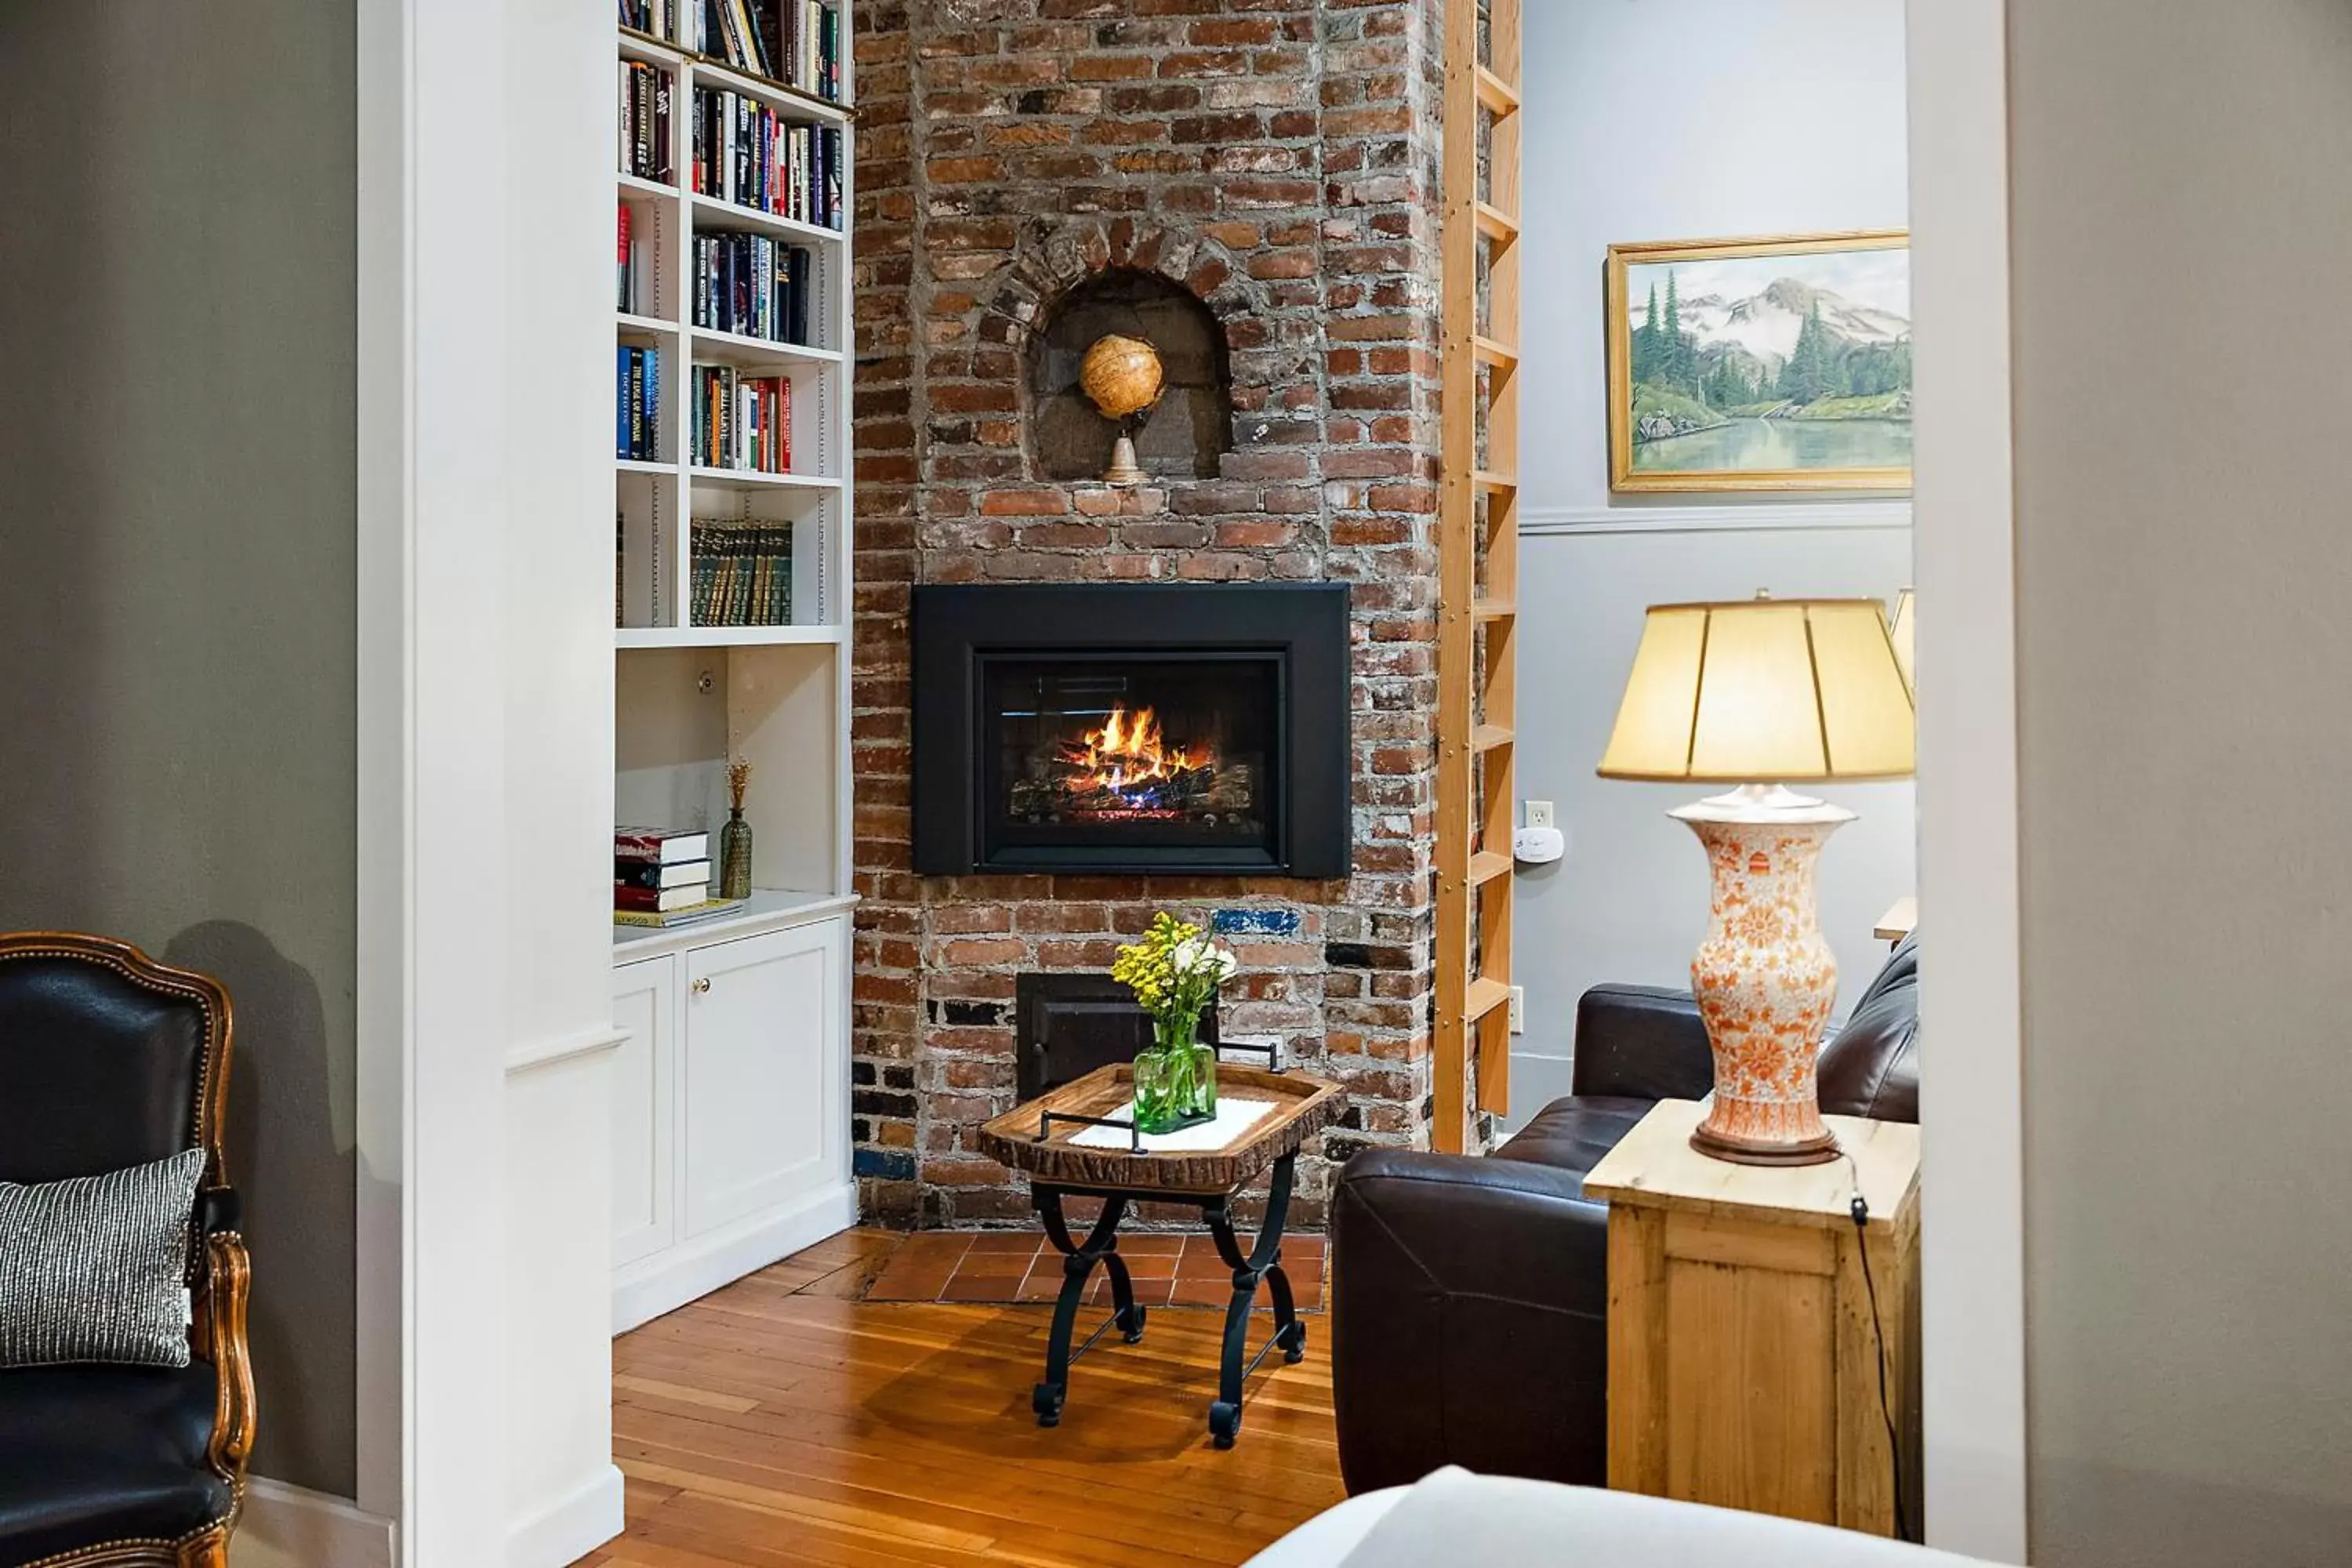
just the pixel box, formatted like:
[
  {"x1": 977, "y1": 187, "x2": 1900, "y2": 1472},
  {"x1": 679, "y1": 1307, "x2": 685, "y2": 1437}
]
[{"x1": 1606, "y1": 230, "x2": 1911, "y2": 494}]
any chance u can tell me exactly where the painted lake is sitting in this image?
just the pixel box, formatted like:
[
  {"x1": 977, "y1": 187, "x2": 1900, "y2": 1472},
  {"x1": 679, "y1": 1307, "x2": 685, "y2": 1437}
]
[{"x1": 1632, "y1": 417, "x2": 1911, "y2": 474}]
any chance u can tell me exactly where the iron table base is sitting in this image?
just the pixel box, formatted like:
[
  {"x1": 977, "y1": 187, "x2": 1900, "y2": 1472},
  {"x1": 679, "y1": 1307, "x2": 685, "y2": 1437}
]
[{"x1": 1029, "y1": 1152, "x2": 1305, "y2": 1449}]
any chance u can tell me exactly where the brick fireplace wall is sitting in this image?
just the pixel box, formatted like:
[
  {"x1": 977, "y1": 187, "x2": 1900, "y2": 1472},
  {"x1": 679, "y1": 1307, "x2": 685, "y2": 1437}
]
[{"x1": 850, "y1": 0, "x2": 1450, "y2": 1227}]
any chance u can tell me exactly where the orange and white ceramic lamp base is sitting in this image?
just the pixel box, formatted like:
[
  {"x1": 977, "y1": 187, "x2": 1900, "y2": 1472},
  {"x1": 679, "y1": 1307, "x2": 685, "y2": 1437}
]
[{"x1": 1673, "y1": 786, "x2": 1853, "y2": 1167}]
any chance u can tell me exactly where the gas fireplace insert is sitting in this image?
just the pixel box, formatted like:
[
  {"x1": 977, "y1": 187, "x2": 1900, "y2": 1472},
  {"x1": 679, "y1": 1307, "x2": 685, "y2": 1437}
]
[{"x1": 912, "y1": 583, "x2": 1351, "y2": 877}]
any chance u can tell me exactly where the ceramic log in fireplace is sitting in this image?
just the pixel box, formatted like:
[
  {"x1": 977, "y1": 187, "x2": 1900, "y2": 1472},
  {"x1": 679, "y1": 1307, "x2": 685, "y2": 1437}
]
[{"x1": 912, "y1": 583, "x2": 1351, "y2": 876}]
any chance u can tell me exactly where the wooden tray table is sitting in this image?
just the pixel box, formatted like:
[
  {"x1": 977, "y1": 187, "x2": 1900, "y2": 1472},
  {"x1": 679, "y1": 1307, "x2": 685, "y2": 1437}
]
[{"x1": 976, "y1": 1062, "x2": 1346, "y2": 1447}]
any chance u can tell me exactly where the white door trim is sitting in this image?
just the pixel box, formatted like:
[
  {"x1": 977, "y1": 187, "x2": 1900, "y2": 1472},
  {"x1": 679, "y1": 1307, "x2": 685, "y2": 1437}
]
[
  {"x1": 1907, "y1": 0, "x2": 2030, "y2": 1556},
  {"x1": 355, "y1": 0, "x2": 517, "y2": 1555}
]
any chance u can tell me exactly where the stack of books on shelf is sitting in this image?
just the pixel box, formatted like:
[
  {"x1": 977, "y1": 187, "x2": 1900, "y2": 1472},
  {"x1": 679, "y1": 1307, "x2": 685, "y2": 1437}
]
[
  {"x1": 615, "y1": 345, "x2": 662, "y2": 460},
  {"x1": 692, "y1": 365, "x2": 790, "y2": 473},
  {"x1": 618, "y1": 62, "x2": 674, "y2": 183},
  {"x1": 615, "y1": 827, "x2": 739, "y2": 928},
  {"x1": 690, "y1": 234, "x2": 814, "y2": 345},
  {"x1": 690, "y1": 520, "x2": 793, "y2": 626},
  {"x1": 619, "y1": 0, "x2": 677, "y2": 38},
  {"x1": 691, "y1": 90, "x2": 842, "y2": 230},
  {"x1": 693, "y1": 0, "x2": 843, "y2": 103}
]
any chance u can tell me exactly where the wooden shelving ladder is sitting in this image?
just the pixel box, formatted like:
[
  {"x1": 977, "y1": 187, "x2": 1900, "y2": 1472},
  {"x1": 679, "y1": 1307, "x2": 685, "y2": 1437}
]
[{"x1": 1436, "y1": 0, "x2": 1520, "y2": 1153}]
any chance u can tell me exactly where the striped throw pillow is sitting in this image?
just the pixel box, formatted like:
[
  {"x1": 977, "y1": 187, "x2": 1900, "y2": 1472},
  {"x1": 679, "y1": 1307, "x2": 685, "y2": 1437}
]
[{"x1": 0, "y1": 1146, "x2": 207, "y2": 1368}]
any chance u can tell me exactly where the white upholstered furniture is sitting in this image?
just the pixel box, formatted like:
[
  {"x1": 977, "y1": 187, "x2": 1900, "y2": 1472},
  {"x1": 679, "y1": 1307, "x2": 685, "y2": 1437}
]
[{"x1": 1243, "y1": 1468, "x2": 2011, "y2": 1568}]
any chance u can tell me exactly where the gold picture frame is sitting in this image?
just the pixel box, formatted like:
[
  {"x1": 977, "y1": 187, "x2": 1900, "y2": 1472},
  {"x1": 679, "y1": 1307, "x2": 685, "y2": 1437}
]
[{"x1": 1606, "y1": 230, "x2": 1911, "y2": 494}]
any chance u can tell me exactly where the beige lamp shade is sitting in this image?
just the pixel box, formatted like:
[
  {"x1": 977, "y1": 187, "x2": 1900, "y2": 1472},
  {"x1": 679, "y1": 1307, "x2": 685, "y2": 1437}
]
[
  {"x1": 1596, "y1": 596, "x2": 1915, "y2": 782},
  {"x1": 1888, "y1": 587, "x2": 1915, "y2": 698}
]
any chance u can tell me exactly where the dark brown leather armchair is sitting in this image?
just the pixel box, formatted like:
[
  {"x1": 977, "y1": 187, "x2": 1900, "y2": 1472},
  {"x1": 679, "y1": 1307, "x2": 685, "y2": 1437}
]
[
  {"x1": 1330, "y1": 933, "x2": 1918, "y2": 1494},
  {"x1": 0, "y1": 935, "x2": 256, "y2": 1568}
]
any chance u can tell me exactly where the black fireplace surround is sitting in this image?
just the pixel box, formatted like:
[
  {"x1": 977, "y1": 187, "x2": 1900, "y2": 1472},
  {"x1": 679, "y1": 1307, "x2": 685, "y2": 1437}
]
[{"x1": 912, "y1": 583, "x2": 1351, "y2": 876}]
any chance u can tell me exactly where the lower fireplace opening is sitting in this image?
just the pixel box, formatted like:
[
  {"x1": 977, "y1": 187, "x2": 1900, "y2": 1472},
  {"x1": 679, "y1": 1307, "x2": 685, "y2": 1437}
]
[{"x1": 912, "y1": 583, "x2": 1351, "y2": 877}]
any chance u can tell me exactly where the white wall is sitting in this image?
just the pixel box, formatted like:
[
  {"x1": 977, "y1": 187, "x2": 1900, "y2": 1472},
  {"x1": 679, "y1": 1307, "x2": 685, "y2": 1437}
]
[{"x1": 1510, "y1": 0, "x2": 1915, "y2": 1120}]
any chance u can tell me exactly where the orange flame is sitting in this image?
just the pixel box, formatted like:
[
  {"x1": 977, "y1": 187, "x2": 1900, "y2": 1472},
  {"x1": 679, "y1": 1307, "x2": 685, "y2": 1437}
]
[{"x1": 1058, "y1": 704, "x2": 1211, "y2": 795}]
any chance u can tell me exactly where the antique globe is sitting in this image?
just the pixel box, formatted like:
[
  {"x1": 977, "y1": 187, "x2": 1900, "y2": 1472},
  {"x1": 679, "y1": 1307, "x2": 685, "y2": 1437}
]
[{"x1": 1079, "y1": 334, "x2": 1164, "y2": 421}]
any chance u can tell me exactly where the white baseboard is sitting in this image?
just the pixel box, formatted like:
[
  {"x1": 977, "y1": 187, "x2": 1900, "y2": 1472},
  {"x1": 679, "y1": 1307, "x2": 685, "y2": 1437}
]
[
  {"x1": 231, "y1": 1478, "x2": 396, "y2": 1568},
  {"x1": 508, "y1": 1462, "x2": 625, "y2": 1568},
  {"x1": 612, "y1": 1181, "x2": 858, "y2": 1334}
]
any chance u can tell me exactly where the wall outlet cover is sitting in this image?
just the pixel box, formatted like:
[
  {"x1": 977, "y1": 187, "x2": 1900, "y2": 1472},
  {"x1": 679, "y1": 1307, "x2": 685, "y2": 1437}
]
[{"x1": 1524, "y1": 800, "x2": 1555, "y2": 830}]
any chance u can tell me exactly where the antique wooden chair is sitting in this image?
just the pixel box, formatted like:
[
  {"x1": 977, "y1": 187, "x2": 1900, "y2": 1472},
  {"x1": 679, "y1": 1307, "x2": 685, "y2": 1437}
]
[{"x1": 0, "y1": 933, "x2": 255, "y2": 1568}]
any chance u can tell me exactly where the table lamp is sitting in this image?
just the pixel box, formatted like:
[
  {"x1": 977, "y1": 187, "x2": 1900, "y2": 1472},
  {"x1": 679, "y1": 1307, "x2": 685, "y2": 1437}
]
[{"x1": 1596, "y1": 594, "x2": 1915, "y2": 1165}]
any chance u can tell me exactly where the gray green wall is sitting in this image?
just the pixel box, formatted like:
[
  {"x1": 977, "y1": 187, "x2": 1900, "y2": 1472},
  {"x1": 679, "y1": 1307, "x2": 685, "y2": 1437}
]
[
  {"x1": 2009, "y1": 0, "x2": 2352, "y2": 1559},
  {"x1": 0, "y1": 2, "x2": 358, "y2": 1497}
]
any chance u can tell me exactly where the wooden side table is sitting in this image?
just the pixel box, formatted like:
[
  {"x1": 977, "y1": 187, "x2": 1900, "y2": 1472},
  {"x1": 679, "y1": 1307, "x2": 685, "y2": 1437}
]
[
  {"x1": 1582, "y1": 1098, "x2": 1922, "y2": 1537},
  {"x1": 976, "y1": 1062, "x2": 1345, "y2": 1448}
]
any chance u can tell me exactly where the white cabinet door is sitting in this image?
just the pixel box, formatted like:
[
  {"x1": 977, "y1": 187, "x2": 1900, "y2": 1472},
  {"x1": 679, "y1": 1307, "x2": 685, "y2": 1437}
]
[
  {"x1": 680, "y1": 916, "x2": 844, "y2": 1239},
  {"x1": 609, "y1": 956, "x2": 677, "y2": 1269}
]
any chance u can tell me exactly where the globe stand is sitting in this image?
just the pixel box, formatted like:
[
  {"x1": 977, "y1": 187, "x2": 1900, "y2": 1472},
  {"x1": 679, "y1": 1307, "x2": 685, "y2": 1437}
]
[{"x1": 1103, "y1": 428, "x2": 1146, "y2": 487}]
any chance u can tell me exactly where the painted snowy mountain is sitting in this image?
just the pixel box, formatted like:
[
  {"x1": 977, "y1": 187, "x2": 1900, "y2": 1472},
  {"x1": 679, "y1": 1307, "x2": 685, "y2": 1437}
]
[{"x1": 1673, "y1": 278, "x2": 1909, "y2": 372}]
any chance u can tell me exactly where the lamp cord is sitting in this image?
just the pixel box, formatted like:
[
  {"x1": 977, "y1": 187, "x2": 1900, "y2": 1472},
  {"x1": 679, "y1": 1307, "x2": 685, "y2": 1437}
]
[{"x1": 1843, "y1": 1150, "x2": 1911, "y2": 1544}]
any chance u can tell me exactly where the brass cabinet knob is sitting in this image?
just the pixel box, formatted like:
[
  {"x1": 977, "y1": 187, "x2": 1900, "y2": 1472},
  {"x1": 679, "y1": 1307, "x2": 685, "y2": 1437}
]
[{"x1": 692, "y1": 977, "x2": 712, "y2": 995}]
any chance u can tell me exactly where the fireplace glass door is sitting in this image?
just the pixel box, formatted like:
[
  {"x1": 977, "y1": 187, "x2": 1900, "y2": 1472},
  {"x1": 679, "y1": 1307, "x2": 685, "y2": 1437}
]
[{"x1": 979, "y1": 655, "x2": 1281, "y2": 869}]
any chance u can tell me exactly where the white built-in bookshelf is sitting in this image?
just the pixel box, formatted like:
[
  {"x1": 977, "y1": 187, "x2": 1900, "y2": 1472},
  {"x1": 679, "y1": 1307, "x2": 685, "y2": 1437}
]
[
  {"x1": 612, "y1": 2, "x2": 856, "y2": 946},
  {"x1": 605, "y1": 4, "x2": 862, "y2": 1327}
]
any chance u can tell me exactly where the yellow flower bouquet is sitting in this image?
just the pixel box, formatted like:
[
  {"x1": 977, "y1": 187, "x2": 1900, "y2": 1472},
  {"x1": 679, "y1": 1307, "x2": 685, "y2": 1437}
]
[{"x1": 1112, "y1": 912, "x2": 1239, "y2": 1132}]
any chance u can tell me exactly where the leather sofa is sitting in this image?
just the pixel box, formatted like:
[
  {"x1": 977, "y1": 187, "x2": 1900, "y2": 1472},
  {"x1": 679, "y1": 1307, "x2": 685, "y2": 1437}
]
[{"x1": 1330, "y1": 934, "x2": 1918, "y2": 1495}]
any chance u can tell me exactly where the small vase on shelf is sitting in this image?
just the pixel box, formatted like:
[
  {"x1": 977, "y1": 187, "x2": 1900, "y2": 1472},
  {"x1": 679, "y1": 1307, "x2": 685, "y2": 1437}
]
[{"x1": 718, "y1": 760, "x2": 753, "y2": 900}]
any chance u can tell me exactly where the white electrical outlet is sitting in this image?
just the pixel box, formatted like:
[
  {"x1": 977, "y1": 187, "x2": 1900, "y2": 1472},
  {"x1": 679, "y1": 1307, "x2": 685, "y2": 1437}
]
[
  {"x1": 1508, "y1": 985, "x2": 1526, "y2": 1033},
  {"x1": 1524, "y1": 800, "x2": 1555, "y2": 830}
]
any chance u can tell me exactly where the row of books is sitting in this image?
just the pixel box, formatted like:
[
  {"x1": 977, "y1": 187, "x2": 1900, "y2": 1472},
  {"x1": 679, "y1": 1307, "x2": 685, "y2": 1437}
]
[
  {"x1": 616, "y1": 346, "x2": 662, "y2": 461},
  {"x1": 691, "y1": 93, "x2": 842, "y2": 231},
  {"x1": 619, "y1": 61, "x2": 674, "y2": 183},
  {"x1": 618, "y1": 0, "x2": 677, "y2": 38},
  {"x1": 689, "y1": 521, "x2": 794, "y2": 626},
  {"x1": 692, "y1": 365, "x2": 792, "y2": 473},
  {"x1": 615, "y1": 827, "x2": 741, "y2": 928},
  {"x1": 691, "y1": 233, "x2": 815, "y2": 346},
  {"x1": 694, "y1": 0, "x2": 843, "y2": 103}
]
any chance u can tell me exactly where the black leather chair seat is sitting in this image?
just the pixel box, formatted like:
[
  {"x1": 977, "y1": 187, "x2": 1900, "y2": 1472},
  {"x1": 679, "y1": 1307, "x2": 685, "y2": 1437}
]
[
  {"x1": 0, "y1": 1362, "x2": 232, "y2": 1563},
  {"x1": 1490, "y1": 1094, "x2": 1653, "y2": 1183}
]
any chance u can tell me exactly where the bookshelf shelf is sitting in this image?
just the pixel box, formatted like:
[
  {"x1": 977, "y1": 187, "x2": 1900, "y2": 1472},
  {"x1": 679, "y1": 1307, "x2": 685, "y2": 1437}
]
[
  {"x1": 686, "y1": 466, "x2": 840, "y2": 492},
  {"x1": 688, "y1": 56, "x2": 851, "y2": 125},
  {"x1": 688, "y1": 194, "x2": 843, "y2": 246},
  {"x1": 615, "y1": 457, "x2": 673, "y2": 478},
  {"x1": 618, "y1": 171, "x2": 680, "y2": 202},
  {"x1": 615, "y1": 624, "x2": 846, "y2": 651},
  {"x1": 686, "y1": 325, "x2": 841, "y2": 368},
  {"x1": 616, "y1": 311, "x2": 680, "y2": 339}
]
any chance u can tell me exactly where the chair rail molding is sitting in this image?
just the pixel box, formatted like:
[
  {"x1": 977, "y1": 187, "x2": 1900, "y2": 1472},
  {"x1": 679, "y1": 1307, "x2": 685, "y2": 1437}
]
[{"x1": 1519, "y1": 500, "x2": 1913, "y2": 538}]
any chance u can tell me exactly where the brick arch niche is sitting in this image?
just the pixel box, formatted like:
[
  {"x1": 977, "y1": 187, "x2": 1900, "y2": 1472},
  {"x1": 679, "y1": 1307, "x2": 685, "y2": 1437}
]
[
  {"x1": 979, "y1": 215, "x2": 1283, "y2": 486},
  {"x1": 1025, "y1": 267, "x2": 1233, "y2": 481}
]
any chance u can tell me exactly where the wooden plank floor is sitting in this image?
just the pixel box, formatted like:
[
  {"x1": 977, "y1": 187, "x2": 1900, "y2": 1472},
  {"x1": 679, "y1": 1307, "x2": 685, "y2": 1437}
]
[{"x1": 579, "y1": 1229, "x2": 1346, "y2": 1568}]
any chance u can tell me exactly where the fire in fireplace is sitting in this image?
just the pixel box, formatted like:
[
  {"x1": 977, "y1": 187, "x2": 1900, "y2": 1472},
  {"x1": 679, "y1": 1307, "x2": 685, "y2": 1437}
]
[
  {"x1": 993, "y1": 659, "x2": 1271, "y2": 840},
  {"x1": 1029, "y1": 702, "x2": 1230, "y2": 821},
  {"x1": 913, "y1": 585, "x2": 1349, "y2": 877}
]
